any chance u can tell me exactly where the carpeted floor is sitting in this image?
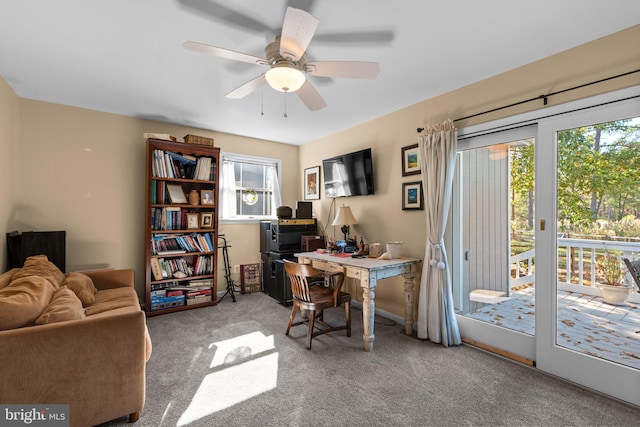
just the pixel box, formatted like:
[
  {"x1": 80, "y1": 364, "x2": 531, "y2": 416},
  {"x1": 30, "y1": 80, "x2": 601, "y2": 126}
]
[{"x1": 100, "y1": 292, "x2": 640, "y2": 426}]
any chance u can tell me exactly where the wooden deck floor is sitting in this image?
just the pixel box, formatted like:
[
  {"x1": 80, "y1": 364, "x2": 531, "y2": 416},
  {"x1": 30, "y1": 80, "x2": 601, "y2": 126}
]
[{"x1": 465, "y1": 287, "x2": 640, "y2": 369}]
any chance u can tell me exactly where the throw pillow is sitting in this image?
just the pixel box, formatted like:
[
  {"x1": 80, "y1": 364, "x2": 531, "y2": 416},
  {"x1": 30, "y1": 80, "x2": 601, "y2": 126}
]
[
  {"x1": 11, "y1": 255, "x2": 65, "y2": 288},
  {"x1": 62, "y1": 272, "x2": 97, "y2": 307},
  {"x1": 35, "y1": 286, "x2": 85, "y2": 325},
  {"x1": 0, "y1": 276, "x2": 57, "y2": 330}
]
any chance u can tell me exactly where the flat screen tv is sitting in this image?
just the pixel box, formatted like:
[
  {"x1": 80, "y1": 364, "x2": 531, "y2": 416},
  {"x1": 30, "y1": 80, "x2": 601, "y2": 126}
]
[{"x1": 322, "y1": 148, "x2": 375, "y2": 198}]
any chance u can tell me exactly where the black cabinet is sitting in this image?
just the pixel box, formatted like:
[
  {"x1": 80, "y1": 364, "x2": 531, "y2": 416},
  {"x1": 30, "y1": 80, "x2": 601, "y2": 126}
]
[
  {"x1": 260, "y1": 219, "x2": 317, "y2": 304},
  {"x1": 6, "y1": 230, "x2": 66, "y2": 272}
]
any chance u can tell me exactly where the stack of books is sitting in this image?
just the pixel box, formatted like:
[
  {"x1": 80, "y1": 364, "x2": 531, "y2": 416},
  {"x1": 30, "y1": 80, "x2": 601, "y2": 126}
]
[
  {"x1": 149, "y1": 289, "x2": 185, "y2": 311},
  {"x1": 150, "y1": 280, "x2": 213, "y2": 310}
]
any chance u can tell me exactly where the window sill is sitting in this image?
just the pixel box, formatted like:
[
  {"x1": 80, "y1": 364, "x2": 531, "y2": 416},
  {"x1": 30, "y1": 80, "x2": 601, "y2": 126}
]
[{"x1": 220, "y1": 217, "x2": 277, "y2": 225}]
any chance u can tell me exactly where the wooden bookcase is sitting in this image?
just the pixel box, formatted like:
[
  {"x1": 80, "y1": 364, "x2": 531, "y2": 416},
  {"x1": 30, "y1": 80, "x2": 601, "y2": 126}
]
[{"x1": 144, "y1": 138, "x2": 220, "y2": 316}]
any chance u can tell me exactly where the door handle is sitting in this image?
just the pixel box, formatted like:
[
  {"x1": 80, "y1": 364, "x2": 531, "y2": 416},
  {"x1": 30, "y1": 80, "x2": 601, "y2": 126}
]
[{"x1": 540, "y1": 219, "x2": 545, "y2": 231}]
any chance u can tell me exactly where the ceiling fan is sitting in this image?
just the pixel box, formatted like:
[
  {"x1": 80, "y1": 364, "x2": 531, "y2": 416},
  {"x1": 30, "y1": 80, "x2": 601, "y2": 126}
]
[{"x1": 183, "y1": 6, "x2": 380, "y2": 111}]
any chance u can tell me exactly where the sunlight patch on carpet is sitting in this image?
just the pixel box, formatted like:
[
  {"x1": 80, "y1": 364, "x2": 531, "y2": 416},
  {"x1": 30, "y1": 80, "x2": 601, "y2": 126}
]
[
  {"x1": 177, "y1": 331, "x2": 278, "y2": 426},
  {"x1": 208, "y1": 331, "x2": 275, "y2": 368}
]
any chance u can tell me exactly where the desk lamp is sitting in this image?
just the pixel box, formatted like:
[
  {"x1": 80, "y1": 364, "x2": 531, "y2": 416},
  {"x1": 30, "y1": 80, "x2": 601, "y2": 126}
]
[{"x1": 331, "y1": 206, "x2": 357, "y2": 241}]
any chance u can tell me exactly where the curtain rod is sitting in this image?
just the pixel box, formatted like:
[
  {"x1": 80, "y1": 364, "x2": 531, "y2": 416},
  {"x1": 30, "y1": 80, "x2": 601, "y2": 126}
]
[{"x1": 416, "y1": 69, "x2": 640, "y2": 133}]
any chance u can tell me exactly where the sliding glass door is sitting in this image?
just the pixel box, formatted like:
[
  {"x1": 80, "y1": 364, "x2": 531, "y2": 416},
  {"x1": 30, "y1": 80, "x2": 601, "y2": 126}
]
[
  {"x1": 536, "y1": 101, "x2": 640, "y2": 406},
  {"x1": 453, "y1": 125, "x2": 537, "y2": 363},
  {"x1": 453, "y1": 88, "x2": 639, "y2": 406}
]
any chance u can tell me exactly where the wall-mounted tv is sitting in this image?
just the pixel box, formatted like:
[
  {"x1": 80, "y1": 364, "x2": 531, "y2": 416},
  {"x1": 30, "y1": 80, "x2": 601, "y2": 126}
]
[{"x1": 322, "y1": 148, "x2": 375, "y2": 198}]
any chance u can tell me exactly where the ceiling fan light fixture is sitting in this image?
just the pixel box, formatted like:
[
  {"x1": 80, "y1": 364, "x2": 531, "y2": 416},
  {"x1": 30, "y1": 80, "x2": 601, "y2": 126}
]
[{"x1": 265, "y1": 66, "x2": 305, "y2": 92}]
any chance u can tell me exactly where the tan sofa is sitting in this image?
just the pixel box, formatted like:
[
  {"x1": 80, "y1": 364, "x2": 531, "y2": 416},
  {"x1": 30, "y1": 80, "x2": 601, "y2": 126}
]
[{"x1": 0, "y1": 255, "x2": 152, "y2": 427}]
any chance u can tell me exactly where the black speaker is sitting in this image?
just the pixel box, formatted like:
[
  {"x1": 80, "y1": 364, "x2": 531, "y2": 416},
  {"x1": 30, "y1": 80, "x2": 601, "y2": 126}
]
[
  {"x1": 259, "y1": 221, "x2": 271, "y2": 253},
  {"x1": 296, "y1": 201, "x2": 312, "y2": 219}
]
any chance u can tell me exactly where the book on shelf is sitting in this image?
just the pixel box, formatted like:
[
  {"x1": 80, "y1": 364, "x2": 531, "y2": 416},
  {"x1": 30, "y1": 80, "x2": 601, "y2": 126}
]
[
  {"x1": 152, "y1": 148, "x2": 213, "y2": 181},
  {"x1": 151, "y1": 181, "x2": 166, "y2": 205},
  {"x1": 152, "y1": 234, "x2": 187, "y2": 254},
  {"x1": 157, "y1": 249, "x2": 187, "y2": 255},
  {"x1": 159, "y1": 259, "x2": 169, "y2": 279},
  {"x1": 186, "y1": 289, "x2": 212, "y2": 298},
  {"x1": 166, "y1": 290, "x2": 184, "y2": 297},
  {"x1": 150, "y1": 295, "x2": 186, "y2": 311},
  {"x1": 164, "y1": 152, "x2": 175, "y2": 179},
  {"x1": 150, "y1": 289, "x2": 166, "y2": 298},
  {"x1": 193, "y1": 156, "x2": 217, "y2": 181},
  {"x1": 167, "y1": 151, "x2": 196, "y2": 179},
  {"x1": 159, "y1": 206, "x2": 182, "y2": 230},
  {"x1": 188, "y1": 279, "x2": 214, "y2": 287},
  {"x1": 186, "y1": 295, "x2": 211, "y2": 306},
  {"x1": 150, "y1": 258, "x2": 163, "y2": 281},
  {"x1": 150, "y1": 281, "x2": 180, "y2": 291}
]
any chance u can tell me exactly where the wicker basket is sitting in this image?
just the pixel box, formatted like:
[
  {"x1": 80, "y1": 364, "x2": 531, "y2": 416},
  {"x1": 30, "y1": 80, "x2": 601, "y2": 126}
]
[{"x1": 184, "y1": 134, "x2": 215, "y2": 146}]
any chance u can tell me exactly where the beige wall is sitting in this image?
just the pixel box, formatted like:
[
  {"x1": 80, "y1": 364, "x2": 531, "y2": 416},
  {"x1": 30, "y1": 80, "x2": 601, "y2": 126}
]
[
  {"x1": 300, "y1": 24, "x2": 640, "y2": 318},
  {"x1": 15, "y1": 99, "x2": 299, "y2": 297},
  {"x1": 0, "y1": 76, "x2": 19, "y2": 272},
  {"x1": 3, "y1": 24, "x2": 638, "y2": 319}
]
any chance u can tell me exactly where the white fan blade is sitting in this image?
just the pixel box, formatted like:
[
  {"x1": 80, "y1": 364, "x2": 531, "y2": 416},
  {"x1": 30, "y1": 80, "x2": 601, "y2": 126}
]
[
  {"x1": 183, "y1": 41, "x2": 268, "y2": 66},
  {"x1": 296, "y1": 80, "x2": 327, "y2": 111},
  {"x1": 225, "y1": 75, "x2": 267, "y2": 99},
  {"x1": 279, "y1": 7, "x2": 319, "y2": 61},
  {"x1": 306, "y1": 61, "x2": 380, "y2": 79}
]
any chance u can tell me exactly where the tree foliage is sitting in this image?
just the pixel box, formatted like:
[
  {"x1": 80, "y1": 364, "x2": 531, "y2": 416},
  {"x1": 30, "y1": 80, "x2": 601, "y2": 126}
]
[{"x1": 511, "y1": 118, "x2": 640, "y2": 237}]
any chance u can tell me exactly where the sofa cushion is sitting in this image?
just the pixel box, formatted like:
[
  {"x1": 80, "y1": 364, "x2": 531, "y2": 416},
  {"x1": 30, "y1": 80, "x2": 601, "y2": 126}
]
[
  {"x1": 63, "y1": 272, "x2": 97, "y2": 307},
  {"x1": 84, "y1": 287, "x2": 140, "y2": 316},
  {"x1": 11, "y1": 255, "x2": 65, "y2": 289},
  {"x1": 35, "y1": 286, "x2": 85, "y2": 325},
  {"x1": 0, "y1": 268, "x2": 20, "y2": 290},
  {"x1": 0, "y1": 276, "x2": 57, "y2": 330}
]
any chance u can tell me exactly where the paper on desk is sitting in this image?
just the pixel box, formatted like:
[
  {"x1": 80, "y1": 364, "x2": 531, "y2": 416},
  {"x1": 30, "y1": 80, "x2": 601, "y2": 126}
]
[{"x1": 377, "y1": 252, "x2": 392, "y2": 260}]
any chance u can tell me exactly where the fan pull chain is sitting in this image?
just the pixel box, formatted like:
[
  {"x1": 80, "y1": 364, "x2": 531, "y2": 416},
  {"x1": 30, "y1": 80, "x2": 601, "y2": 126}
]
[
  {"x1": 283, "y1": 91, "x2": 288, "y2": 118},
  {"x1": 261, "y1": 85, "x2": 264, "y2": 116}
]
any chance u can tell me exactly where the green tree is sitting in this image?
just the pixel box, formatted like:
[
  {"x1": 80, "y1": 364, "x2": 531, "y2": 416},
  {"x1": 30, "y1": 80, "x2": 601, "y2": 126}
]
[{"x1": 510, "y1": 143, "x2": 534, "y2": 228}]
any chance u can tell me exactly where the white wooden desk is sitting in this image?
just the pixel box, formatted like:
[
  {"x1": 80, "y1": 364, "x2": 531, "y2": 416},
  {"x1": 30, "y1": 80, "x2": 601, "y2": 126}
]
[{"x1": 294, "y1": 251, "x2": 419, "y2": 351}]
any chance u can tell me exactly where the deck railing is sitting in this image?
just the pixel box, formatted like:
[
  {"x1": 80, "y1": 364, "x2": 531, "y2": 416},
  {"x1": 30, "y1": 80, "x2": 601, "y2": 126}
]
[{"x1": 509, "y1": 238, "x2": 640, "y2": 298}]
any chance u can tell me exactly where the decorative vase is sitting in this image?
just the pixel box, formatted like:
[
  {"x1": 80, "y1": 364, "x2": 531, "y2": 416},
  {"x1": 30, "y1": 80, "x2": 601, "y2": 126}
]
[
  {"x1": 598, "y1": 283, "x2": 631, "y2": 305},
  {"x1": 188, "y1": 189, "x2": 200, "y2": 205}
]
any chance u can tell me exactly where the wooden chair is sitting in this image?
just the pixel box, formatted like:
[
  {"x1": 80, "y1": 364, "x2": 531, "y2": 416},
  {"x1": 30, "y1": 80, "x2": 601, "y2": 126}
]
[
  {"x1": 283, "y1": 260, "x2": 351, "y2": 349},
  {"x1": 623, "y1": 258, "x2": 640, "y2": 292}
]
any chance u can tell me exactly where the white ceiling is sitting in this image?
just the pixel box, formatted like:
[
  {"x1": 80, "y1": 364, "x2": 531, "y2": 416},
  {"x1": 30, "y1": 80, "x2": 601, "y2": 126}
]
[{"x1": 1, "y1": 1, "x2": 639, "y2": 145}]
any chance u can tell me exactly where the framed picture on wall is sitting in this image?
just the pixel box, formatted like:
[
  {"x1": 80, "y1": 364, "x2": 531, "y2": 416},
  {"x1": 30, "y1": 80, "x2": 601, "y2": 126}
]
[
  {"x1": 304, "y1": 166, "x2": 321, "y2": 200},
  {"x1": 402, "y1": 181, "x2": 424, "y2": 210},
  {"x1": 401, "y1": 144, "x2": 421, "y2": 176}
]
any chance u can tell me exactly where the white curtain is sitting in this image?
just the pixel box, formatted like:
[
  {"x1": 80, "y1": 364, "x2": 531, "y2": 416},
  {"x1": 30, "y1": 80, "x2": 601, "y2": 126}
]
[
  {"x1": 221, "y1": 160, "x2": 237, "y2": 218},
  {"x1": 268, "y1": 166, "x2": 282, "y2": 214},
  {"x1": 417, "y1": 119, "x2": 461, "y2": 346}
]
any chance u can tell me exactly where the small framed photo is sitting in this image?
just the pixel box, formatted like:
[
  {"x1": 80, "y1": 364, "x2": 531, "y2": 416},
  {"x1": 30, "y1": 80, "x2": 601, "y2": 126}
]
[
  {"x1": 186, "y1": 213, "x2": 199, "y2": 229},
  {"x1": 304, "y1": 166, "x2": 321, "y2": 200},
  {"x1": 401, "y1": 144, "x2": 421, "y2": 176},
  {"x1": 402, "y1": 181, "x2": 424, "y2": 210},
  {"x1": 201, "y1": 189, "x2": 214, "y2": 205},
  {"x1": 166, "y1": 183, "x2": 187, "y2": 203},
  {"x1": 200, "y1": 212, "x2": 213, "y2": 228}
]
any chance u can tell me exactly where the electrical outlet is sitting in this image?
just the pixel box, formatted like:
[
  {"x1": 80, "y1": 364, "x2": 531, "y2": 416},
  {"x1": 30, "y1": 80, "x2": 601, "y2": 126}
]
[{"x1": 233, "y1": 265, "x2": 240, "y2": 274}]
